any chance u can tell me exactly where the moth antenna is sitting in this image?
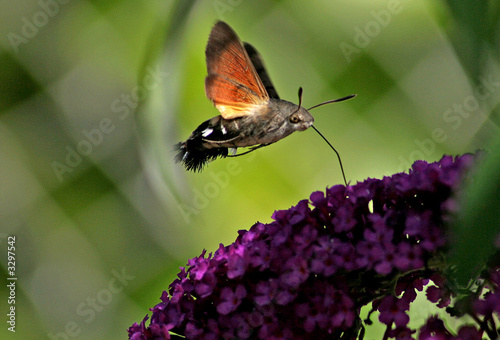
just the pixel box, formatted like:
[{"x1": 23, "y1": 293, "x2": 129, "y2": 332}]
[
  {"x1": 307, "y1": 94, "x2": 356, "y2": 111},
  {"x1": 297, "y1": 87, "x2": 303, "y2": 108},
  {"x1": 311, "y1": 125, "x2": 348, "y2": 186}
]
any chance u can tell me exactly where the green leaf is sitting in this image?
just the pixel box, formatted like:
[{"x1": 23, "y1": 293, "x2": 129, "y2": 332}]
[
  {"x1": 442, "y1": 1, "x2": 492, "y2": 82},
  {"x1": 451, "y1": 133, "x2": 500, "y2": 285}
]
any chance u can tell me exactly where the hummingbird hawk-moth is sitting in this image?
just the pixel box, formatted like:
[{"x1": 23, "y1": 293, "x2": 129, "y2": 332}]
[{"x1": 174, "y1": 21, "x2": 355, "y2": 184}]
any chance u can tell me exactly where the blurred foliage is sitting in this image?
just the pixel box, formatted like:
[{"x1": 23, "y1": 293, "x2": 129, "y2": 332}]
[
  {"x1": 0, "y1": 0, "x2": 498, "y2": 339},
  {"x1": 451, "y1": 135, "x2": 500, "y2": 285},
  {"x1": 440, "y1": 0, "x2": 500, "y2": 288},
  {"x1": 442, "y1": 0, "x2": 499, "y2": 84}
]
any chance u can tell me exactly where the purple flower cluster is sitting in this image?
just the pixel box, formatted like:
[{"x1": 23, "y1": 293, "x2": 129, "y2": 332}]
[{"x1": 129, "y1": 154, "x2": 500, "y2": 339}]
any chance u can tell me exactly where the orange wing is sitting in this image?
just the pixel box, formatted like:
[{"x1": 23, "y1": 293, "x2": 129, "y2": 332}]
[{"x1": 205, "y1": 21, "x2": 269, "y2": 119}]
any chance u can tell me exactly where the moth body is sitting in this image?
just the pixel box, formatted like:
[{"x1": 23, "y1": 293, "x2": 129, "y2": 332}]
[{"x1": 175, "y1": 99, "x2": 314, "y2": 171}]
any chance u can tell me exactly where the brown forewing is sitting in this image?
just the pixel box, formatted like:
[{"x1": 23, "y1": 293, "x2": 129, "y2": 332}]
[{"x1": 205, "y1": 21, "x2": 269, "y2": 119}]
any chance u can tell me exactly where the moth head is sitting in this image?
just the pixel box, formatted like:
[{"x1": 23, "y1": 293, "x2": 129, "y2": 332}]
[
  {"x1": 286, "y1": 87, "x2": 313, "y2": 131},
  {"x1": 288, "y1": 107, "x2": 314, "y2": 131}
]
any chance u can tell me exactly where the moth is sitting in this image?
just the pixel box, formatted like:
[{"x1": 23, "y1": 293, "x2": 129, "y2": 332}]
[{"x1": 174, "y1": 21, "x2": 355, "y2": 184}]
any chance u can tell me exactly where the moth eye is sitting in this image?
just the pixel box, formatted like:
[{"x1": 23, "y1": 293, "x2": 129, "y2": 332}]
[{"x1": 289, "y1": 114, "x2": 300, "y2": 124}]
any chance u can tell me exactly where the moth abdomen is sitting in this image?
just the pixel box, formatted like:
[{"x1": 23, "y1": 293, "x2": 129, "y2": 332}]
[
  {"x1": 174, "y1": 117, "x2": 231, "y2": 172},
  {"x1": 174, "y1": 139, "x2": 228, "y2": 172}
]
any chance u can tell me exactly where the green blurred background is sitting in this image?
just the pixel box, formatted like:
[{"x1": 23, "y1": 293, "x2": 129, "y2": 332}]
[{"x1": 1, "y1": 0, "x2": 499, "y2": 338}]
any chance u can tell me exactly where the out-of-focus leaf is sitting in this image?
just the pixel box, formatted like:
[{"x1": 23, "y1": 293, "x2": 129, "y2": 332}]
[
  {"x1": 0, "y1": 51, "x2": 41, "y2": 112},
  {"x1": 451, "y1": 133, "x2": 500, "y2": 285},
  {"x1": 442, "y1": 1, "x2": 494, "y2": 83}
]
